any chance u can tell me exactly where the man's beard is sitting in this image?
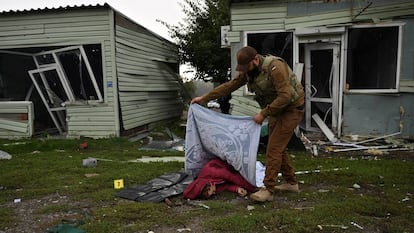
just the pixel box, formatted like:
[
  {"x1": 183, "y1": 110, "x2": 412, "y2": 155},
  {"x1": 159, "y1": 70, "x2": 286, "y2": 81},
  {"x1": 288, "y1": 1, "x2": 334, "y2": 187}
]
[{"x1": 247, "y1": 64, "x2": 260, "y2": 81}]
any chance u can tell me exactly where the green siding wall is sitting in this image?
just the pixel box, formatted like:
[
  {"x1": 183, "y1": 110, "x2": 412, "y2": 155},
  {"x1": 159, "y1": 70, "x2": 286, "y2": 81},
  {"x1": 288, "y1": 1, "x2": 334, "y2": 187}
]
[{"x1": 115, "y1": 23, "x2": 183, "y2": 131}]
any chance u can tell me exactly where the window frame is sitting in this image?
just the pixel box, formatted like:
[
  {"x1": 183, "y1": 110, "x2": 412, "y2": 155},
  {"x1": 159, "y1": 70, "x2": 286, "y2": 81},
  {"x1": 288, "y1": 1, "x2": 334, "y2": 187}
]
[{"x1": 344, "y1": 23, "x2": 403, "y2": 93}]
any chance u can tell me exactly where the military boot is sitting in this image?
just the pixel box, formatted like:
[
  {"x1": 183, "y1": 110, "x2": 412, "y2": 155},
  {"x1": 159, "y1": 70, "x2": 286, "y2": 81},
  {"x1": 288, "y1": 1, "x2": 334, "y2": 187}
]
[{"x1": 250, "y1": 187, "x2": 273, "y2": 202}]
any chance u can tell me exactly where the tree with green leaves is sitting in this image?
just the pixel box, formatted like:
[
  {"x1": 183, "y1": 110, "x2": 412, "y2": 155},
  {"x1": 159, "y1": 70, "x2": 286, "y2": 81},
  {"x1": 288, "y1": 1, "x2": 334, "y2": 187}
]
[{"x1": 161, "y1": 0, "x2": 231, "y2": 84}]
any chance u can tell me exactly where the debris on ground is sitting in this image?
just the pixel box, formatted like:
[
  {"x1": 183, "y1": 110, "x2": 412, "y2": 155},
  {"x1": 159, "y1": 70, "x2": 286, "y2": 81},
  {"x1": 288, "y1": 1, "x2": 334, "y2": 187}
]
[
  {"x1": 0, "y1": 150, "x2": 12, "y2": 160},
  {"x1": 317, "y1": 224, "x2": 348, "y2": 230},
  {"x1": 82, "y1": 158, "x2": 97, "y2": 167},
  {"x1": 300, "y1": 130, "x2": 413, "y2": 157},
  {"x1": 79, "y1": 142, "x2": 88, "y2": 150}
]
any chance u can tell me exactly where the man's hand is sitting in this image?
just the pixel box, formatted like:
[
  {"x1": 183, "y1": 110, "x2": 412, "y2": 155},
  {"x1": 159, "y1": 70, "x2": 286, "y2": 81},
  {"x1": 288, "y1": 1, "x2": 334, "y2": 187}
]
[
  {"x1": 253, "y1": 113, "x2": 265, "y2": 125},
  {"x1": 237, "y1": 187, "x2": 247, "y2": 197},
  {"x1": 191, "y1": 96, "x2": 204, "y2": 104}
]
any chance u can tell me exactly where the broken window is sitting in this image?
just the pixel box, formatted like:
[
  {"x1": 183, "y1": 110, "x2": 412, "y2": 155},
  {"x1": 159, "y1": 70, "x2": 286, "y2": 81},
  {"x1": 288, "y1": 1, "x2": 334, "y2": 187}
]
[
  {"x1": 346, "y1": 26, "x2": 400, "y2": 91},
  {"x1": 32, "y1": 45, "x2": 104, "y2": 102},
  {"x1": 28, "y1": 45, "x2": 104, "y2": 134},
  {"x1": 247, "y1": 31, "x2": 293, "y2": 67},
  {"x1": 0, "y1": 44, "x2": 104, "y2": 135}
]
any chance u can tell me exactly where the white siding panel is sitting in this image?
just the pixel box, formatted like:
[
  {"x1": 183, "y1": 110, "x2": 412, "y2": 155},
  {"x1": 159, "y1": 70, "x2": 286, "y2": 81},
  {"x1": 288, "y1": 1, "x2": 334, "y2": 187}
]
[{"x1": 0, "y1": 101, "x2": 33, "y2": 138}]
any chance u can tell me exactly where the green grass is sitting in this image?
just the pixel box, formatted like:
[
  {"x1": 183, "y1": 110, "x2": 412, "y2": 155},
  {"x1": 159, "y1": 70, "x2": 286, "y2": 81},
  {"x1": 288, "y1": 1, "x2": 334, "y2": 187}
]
[{"x1": 0, "y1": 137, "x2": 413, "y2": 233}]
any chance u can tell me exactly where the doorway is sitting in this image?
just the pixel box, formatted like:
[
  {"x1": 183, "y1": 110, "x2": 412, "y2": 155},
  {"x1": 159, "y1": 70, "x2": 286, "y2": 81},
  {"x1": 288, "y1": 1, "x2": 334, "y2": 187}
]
[{"x1": 304, "y1": 43, "x2": 340, "y2": 132}]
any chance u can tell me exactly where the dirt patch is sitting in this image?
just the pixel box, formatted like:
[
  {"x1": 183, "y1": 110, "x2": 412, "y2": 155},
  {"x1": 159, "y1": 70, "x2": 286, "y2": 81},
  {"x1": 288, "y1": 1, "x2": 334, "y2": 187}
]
[{"x1": 1, "y1": 194, "x2": 92, "y2": 233}]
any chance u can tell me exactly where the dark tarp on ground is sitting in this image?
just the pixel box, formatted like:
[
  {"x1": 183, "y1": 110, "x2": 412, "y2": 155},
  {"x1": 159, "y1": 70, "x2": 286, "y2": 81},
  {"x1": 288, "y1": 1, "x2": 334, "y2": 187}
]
[{"x1": 115, "y1": 172, "x2": 193, "y2": 202}]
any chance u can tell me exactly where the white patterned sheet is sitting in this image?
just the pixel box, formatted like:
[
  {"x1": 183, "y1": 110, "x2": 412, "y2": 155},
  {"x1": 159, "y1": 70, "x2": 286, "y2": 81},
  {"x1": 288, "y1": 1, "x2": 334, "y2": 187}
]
[{"x1": 185, "y1": 104, "x2": 261, "y2": 186}]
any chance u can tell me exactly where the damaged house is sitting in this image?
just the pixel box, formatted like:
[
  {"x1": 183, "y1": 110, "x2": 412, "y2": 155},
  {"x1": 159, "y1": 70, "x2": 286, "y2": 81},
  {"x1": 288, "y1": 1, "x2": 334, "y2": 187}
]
[
  {"x1": 225, "y1": 0, "x2": 414, "y2": 139},
  {"x1": 0, "y1": 4, "x2": 183, "y2": 138}
]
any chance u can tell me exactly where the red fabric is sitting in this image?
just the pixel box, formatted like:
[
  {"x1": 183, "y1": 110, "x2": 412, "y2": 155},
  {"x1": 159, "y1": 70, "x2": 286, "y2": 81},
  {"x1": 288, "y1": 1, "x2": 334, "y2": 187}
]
[{"x1": 183, "y1": 158, "x2": 256, "y2": 200}]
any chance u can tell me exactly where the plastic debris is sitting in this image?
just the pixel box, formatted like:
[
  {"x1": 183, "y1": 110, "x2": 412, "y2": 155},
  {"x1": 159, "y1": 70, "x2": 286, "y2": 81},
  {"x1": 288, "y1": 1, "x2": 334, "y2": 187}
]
[
  {"x1": 198, "y1": 203, "x2": 210, "y2": 209},
  {"x1": 317, "y1": 224, "x2": 348, "y2": 230},
  {"x1": 353, "y1": 183, "x2": 361, "y2": 189},
  {"x1": 247, "y1": 205, "x2": 255, "y2": 211},
  {"x1": 165, "y1": 198, "x2": 173, "y2": 207},
  {"x1": 82, "y1": 158, "x2": 97, "y2": 167},
  {"x1": 186, "y1": 200, "x2": 210, "y2": 209},
  {"x1": 79, "y1": 142, "x2": 88, "y2": 149},
  {"x1": 177, "y1": 228, "x2": 191, "y2": 232},
  {"x1": 351, "y1": 221, "x2": 364, "y2": 229},
  {"x1": 0, "y1": 150, "x2": 12, "y2": 160},
  {"x1": 311, "y1": 145, "x2": 318, "y2": 156}
]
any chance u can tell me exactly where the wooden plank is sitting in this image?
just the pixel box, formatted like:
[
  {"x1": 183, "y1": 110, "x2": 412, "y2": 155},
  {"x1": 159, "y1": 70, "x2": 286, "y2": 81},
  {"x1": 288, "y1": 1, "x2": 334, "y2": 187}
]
[{"x1": 312, "y1": 113, "x2": 338, "y2": 143}]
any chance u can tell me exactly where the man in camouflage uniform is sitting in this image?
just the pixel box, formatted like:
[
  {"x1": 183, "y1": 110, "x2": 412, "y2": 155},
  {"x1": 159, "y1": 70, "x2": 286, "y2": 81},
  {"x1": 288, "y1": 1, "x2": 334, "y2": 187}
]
[{"x1": 191, "y1": 46, "x2": 305, "y2": 202}]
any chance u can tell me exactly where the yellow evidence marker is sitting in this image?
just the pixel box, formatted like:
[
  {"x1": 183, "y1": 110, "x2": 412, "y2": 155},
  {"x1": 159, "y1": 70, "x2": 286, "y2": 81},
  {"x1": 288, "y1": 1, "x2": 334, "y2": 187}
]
[{"x1": 114, "y1": 179, "x2": 124, "y2": 189}]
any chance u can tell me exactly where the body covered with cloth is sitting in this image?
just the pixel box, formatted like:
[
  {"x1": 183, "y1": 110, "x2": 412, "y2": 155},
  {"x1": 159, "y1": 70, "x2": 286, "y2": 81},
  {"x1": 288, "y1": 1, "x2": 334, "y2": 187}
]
[{"x1": 185, "y1": 104, "x2": 261, "y2": 186}]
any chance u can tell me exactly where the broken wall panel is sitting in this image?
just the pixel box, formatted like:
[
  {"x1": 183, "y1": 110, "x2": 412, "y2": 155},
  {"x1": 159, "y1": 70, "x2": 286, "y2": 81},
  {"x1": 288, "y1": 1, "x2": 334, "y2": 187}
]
[
  {"x1": 0, "y1": 101, "x2": 33, "y2": 138},
  {"x1": 0, "y1": 4, "x2": 182, "y2": 139},
  {"x1": 0, "y1": 6, "x2": 118, "y2": 138},
  {"x1": 114, "y1": 14, "x2": 182, "y2": 132}
]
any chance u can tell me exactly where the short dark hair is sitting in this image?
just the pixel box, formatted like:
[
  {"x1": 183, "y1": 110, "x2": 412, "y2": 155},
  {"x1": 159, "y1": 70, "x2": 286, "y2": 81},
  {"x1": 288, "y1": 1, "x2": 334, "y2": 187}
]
[{"x1": 201, "y1": 183, "x2": 212, "y2": 199}]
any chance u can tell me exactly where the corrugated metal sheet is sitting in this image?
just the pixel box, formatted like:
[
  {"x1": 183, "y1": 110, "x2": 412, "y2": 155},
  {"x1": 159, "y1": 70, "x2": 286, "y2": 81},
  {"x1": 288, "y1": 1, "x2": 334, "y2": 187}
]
[
  {"x1": 0, "y1": 3, "x2": 109, "y2": 14},
  {"x1": 115, "y1": 23, "x2": 183, "y2": 131}
]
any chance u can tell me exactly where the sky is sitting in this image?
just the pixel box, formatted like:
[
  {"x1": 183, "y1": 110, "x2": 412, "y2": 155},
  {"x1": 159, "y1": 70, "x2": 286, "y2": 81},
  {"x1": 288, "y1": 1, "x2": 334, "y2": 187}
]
[{"x1": 0, "y1": 0, "x2": 186, "y2": 42}]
